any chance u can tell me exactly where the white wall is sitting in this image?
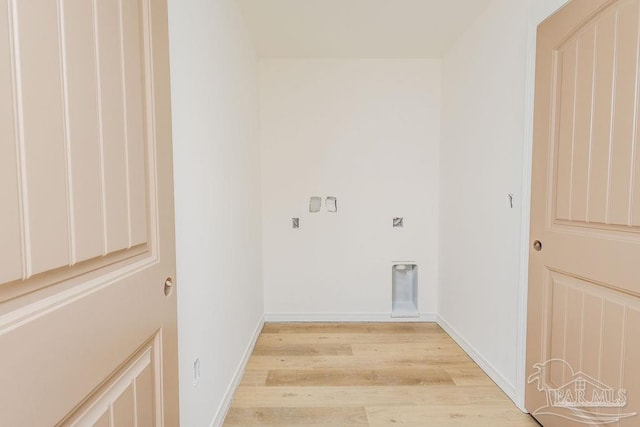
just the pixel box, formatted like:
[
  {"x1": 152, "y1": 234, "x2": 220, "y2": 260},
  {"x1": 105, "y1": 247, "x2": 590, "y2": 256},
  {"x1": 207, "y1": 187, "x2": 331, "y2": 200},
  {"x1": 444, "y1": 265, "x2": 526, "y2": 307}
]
[
  {"x1": 167, "y1": 0, "x2": 263, "y2": 425},
  {"x1": 260, "y1": 59, "x2": 440, "y2": 319},
  {"x1": 438, "y1": 0, "x2": 567, "y2": 406},
  {"x1": 166, "y1": 0, "x2": 570, "y2": 421}
]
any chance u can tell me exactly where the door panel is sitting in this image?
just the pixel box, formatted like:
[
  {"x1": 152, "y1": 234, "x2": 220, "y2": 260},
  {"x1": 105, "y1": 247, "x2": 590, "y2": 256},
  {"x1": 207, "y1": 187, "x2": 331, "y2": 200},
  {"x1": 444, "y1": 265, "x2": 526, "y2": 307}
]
[
  {"x1": 94, "y1": 413, "x2": 111, "y2": 427},
  {"x1": 0, "y1": 0, "x2": 154, "y2": 301},
  {"x1": 551, "y1": 2, "x2": 640, "y2": 230},
  {"x1": 535, "y1": 271, "x2": 640, "y2": 425},
  {"x1": 122, "y1": 0, "x2": 149, "y2": 248},
  {"x1": 62, "y1": 0, "x2": 105, "y2": 264},
  {"x1": 61, "y1": 342, "x2": 158, "y2": 427},
  {"x1": 609, "y1": 0, "x2": 639, "y2": 227},
  {"x1": 96, "y1": 0, "x2": 135, "y2": 254},
  {"x1": 527, "y1": 0, "x2": 640, "y2": 425},
  {"x1": 0, "y1": 0, "x2": 22, "y2": 285},
  {"x1": 589, "y1": 9, "x2": 617, "y2": 225},
  {"x1": 0, "y1": 0, "x2": 178, "y2": 425},
  {"x1": 17, "y1": 0, "x2": 70, "y2": 276},
  {"x1": 112, "y1": 385, "x2": 136, "y2": 427}
]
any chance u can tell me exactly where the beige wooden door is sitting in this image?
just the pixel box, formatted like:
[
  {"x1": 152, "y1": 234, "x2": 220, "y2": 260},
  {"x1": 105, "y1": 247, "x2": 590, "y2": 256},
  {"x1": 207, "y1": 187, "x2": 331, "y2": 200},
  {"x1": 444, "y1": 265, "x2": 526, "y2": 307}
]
[
  {"x1": 0, "y1": 0, "x2": 178, "y2": 425},
  {"x1": 527, "y1": 0, "x2": 640, "y2": 426}
]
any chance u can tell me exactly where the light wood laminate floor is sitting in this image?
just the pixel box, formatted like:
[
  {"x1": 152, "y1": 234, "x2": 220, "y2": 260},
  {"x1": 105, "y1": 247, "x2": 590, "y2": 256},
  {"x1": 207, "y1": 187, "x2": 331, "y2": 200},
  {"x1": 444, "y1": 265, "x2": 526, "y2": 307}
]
[{"x1": 224, "y1": 323, "x2": 539, "y2": 426}]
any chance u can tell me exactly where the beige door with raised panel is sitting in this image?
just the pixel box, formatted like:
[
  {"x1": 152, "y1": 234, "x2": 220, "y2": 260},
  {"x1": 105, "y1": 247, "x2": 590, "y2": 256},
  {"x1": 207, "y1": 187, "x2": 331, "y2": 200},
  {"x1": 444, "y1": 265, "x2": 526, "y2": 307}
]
[
  {"x1": 0, "y1": 0, "x2": 178, "y2": 425},
  {"x1": 527, "y1": 0, "x2": 640, "y2": 426}
]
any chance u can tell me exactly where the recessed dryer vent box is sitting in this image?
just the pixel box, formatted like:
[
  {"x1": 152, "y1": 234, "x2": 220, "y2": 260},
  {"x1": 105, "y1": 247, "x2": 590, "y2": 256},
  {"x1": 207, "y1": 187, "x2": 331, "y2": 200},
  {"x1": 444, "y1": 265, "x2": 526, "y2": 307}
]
[{"x1": 392, "y1": 263, "x2": 418, "y2": 318}]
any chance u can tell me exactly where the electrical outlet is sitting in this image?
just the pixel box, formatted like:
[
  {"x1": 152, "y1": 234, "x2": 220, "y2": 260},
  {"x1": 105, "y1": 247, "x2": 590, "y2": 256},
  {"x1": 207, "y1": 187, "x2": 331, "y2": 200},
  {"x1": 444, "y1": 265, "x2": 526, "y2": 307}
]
[{"x1": 292, "y1": 218, "x2": 300, "y2": 229}]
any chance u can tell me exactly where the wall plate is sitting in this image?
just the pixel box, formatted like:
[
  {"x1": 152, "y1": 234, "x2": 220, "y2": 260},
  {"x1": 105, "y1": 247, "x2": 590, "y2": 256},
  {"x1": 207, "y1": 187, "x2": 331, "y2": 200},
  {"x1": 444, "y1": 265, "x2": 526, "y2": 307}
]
[{"x1": 326, "y1": 197, "x2": 337, "y2": 213}]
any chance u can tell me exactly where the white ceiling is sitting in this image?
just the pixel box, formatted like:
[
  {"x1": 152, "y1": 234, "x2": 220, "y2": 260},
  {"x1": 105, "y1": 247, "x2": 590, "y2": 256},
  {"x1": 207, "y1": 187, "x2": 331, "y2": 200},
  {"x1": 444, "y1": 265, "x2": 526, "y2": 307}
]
[{"x1": 235, "y1": 0, "x2": 492, "y2": 58}]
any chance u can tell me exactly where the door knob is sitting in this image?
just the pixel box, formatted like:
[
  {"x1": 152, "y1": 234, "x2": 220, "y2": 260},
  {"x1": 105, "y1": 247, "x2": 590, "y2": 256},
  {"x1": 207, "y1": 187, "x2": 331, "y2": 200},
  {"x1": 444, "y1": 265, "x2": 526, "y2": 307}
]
[
  {"x1": 533, "y1": 240, "x2": 543, "y2": 252},
  {"x1": 164, "y1": 277, "x2": 174, "y2": 296}
]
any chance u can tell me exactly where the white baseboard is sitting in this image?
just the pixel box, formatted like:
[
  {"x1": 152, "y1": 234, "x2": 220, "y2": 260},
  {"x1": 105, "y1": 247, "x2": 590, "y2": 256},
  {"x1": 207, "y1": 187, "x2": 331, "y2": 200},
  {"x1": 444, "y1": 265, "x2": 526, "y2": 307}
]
[
  {"x1": 436, "y1": 315, "x2": 517, "y2": 403},
  {"x1": 210, "y1": 314, "x2": 264, "y2": 427},
  {"x1": 264, "y1": 312, "x2": 437, "y2": 323}
]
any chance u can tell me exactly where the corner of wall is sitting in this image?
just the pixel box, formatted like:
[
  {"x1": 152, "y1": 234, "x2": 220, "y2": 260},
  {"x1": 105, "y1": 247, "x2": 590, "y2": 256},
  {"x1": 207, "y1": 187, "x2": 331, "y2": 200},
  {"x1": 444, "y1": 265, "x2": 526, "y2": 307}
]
[
  {"x1": 437, "y1": 315, "x2": 517, "y2": 402},
  {"x1": 209, "y1": 315, "x2": 265, "y2": 427}
]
